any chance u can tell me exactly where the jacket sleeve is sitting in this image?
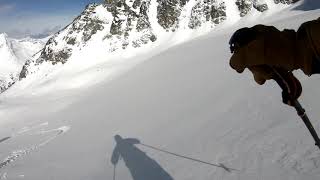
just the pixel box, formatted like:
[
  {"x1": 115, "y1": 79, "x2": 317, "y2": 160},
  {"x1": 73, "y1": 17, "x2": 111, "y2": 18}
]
[
  {"x1": 111, "y1": 146, "x2": 120, "y2": 165},
  {"x1": 296, "y1": 17, "x2": 320, "y2": 75}
]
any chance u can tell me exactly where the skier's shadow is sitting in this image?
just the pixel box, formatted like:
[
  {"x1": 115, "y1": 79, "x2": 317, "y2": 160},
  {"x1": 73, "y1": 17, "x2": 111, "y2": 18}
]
[{"x1": 111, "y1": 135, "x2": 174, "y2": 180}]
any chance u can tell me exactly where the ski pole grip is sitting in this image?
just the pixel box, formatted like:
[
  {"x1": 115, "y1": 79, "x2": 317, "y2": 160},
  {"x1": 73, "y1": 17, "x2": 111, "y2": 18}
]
[
  {"x1": 271, "y1": 67, "x2": 303, "y2": 105},
  {"x1": 271, "y1": 68, "x2": 290, "y2": 93}
]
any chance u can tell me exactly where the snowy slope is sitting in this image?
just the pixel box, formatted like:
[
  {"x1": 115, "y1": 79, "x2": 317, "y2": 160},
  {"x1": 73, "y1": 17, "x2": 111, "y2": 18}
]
[{"x1": 1, "y1": 1, "x2": 320, "y2": 180}]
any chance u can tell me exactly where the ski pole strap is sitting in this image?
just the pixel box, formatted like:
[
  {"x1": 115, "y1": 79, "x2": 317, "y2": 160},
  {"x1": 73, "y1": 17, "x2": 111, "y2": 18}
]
[{"x1": 139, "y1": 143, "x2": 239, "y2": 172}]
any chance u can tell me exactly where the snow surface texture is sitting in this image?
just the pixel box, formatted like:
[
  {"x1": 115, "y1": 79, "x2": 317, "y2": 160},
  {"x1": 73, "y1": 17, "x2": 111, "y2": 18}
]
[
  {"x1": 0, "y1": 0, "x2": 320, "y2": 180},
  {"x1": 0, "y1": 34, "x2": 45, "y2": 93}
]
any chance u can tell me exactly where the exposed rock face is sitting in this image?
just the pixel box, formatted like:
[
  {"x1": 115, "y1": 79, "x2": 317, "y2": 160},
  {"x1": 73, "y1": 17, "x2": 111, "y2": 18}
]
[
  {"x1": 19, "y1": 59, "x2": 33, "y2": 80},
  {"x1": 274, "y1": 0, "x2": 299, "y2": 4},
  {"x1": 103, "y1": 0, "x2": 156, "y2": 49},
  {"x1": 189, "y1": 0, "x2": 226, "y2": 29},
  {"x1": 235, "y1": 0, "x2": 270, "y2": 17},
  {"x1": 19, "y1": 1, "x2": 158, "y2": 79},
  {"x1": 235, "y1": 0, "x2": 253, "y2": 17},
  {"x1": 20, "y1": 4, "x2": 109, "y2": 79},
  {"x1": 0, "y1": 74, "x2": 17, "y2": 93},
  {"x1": 254, "y1": 0, "x2": 269, "y2": 12},
  {"x1": 157, "y1": 0, "x2": 182, "y2": 31},
  {"x1": 29, "y1": 4, "x2": 104, "y2": 66}
]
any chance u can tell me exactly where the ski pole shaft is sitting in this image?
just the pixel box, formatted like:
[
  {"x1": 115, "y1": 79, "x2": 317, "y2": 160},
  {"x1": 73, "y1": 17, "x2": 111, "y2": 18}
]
[
  {"x1": 293, "y1": 100, "x2": 320, "y2": 149},
  {"x1": 140, "y1": 143, "x2": 238, "y2": 172},
  {"x1": 113, "y1": 165, "x2": 116, "y2": 180}
]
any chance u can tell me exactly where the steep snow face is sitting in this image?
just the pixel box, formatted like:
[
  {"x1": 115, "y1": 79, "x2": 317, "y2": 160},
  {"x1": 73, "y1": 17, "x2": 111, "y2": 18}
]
[
  {"x1": 0, "y1": 33, "x2": 45, "y2": 92},
  {"x1": 18, "y1": 0, "x2": 297, "y2": 84}
]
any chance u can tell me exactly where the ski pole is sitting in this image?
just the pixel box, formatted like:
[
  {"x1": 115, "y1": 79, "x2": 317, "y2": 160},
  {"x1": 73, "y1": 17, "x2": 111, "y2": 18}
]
[
  {"x1": 292, "y1": 100, "x2": 320, "y2": 149},
  {"x1": 113, "y1": 164, "x2": 116, "y2": 180},
  {"x1": 272, "y1": 68, "x2": 320, "y2": 150},
  {"x1": 140, "y1": 143, "x2": 239, "y2": 172}
]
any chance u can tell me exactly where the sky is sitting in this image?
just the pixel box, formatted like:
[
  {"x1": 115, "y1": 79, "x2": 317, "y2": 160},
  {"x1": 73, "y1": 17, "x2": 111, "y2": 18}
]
[{"x1": 0, "y1": 0, "x2": 103, "y2": 38}]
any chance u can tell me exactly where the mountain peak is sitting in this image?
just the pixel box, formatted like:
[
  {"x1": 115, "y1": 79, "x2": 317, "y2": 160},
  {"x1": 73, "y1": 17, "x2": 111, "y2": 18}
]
[{"x1": 0, "y1": 32, "x2": 8, "y2": 38}]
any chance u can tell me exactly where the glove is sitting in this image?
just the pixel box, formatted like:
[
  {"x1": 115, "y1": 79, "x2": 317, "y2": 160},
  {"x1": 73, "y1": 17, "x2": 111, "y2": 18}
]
[
  {"x1": 230, "y1": 17, "x2": 320, "y2": 83},
  {"x1": 229, "y1": 27, "x2": 300, "y2": 85}
]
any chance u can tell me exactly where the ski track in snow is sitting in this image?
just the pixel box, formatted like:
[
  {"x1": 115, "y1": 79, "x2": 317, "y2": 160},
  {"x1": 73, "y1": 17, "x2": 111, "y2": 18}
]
[
  {"x1": 0, "y1": 126, "x2": 70, "y2": 171},
  {"x1": 16, "y1": 122, "x2": 49, "y2": 135}
]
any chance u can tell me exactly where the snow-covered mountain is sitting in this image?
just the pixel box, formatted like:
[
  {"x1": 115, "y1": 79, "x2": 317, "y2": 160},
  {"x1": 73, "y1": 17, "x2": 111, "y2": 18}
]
[
  {"x1": 18, "y1": 0, "x2": 297, "y2": 82},
  {"x1": 10, "y1": 37, "x2": 48, "y2": 64},
  {"x1": 0, "y1": 33, "x2": 19, "y2": 92},
  {"x1": 0, "y1": 33, "x2": 46, "y2": 92}
]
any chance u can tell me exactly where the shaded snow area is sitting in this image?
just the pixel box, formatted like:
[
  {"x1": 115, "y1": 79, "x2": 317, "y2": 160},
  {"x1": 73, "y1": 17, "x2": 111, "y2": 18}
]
[{"x1": 1, "y1": 1, "x2": 320, "y2": 180}]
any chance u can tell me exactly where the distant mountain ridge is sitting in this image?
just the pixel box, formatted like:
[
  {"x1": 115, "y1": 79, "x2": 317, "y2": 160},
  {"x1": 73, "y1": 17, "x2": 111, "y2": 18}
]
[{"x1": 0, "y1": 33, "x2": 46, "y2": 92}]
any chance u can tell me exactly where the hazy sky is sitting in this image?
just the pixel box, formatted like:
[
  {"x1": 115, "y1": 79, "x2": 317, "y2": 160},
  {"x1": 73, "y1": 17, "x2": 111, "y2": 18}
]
[{"x1": 0, "y1": 0, "x2": 102, "y2": 38}]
